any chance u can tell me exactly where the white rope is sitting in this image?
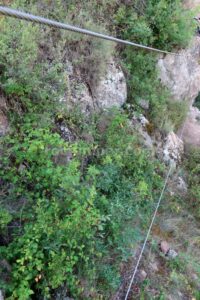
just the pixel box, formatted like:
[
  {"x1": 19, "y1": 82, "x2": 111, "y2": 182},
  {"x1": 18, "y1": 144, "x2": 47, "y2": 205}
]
[
  {"x1": 124, "y1": 164, "x2": 172, "y2": 300},
  {"x1": 0, "y1": 6, "x2": 178, "y2": 56}
]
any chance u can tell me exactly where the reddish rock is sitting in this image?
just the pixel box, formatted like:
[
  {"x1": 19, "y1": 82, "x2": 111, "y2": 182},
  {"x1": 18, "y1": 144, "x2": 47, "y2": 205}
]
[
  {"x1": 137, "y1": 270, "x2": 147, "y2": 282},
  {"x1": 160, "y1": 241, "x2": 170, "y2": 255}
]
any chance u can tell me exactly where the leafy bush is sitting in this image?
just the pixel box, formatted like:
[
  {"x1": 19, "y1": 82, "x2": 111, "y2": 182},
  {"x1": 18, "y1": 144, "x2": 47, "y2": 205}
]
[
  {"x1": 114, "y1": 0, "x2": 193, "y2": 130},
  {"x1": 0, "y1": 110, "x2": 163, "y2": 299},
  {"x1": 185, "y1": 148, "x2": 200, "y2": 218},
  {"x1": 0, "y1": 0, "x2": 193, "y2": 298}
]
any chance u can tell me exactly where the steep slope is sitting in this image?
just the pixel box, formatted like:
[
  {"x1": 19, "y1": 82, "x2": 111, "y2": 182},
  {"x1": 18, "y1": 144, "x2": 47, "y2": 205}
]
[{"x1": 0, "y1": 1, "x2": 199, "y2": 300}]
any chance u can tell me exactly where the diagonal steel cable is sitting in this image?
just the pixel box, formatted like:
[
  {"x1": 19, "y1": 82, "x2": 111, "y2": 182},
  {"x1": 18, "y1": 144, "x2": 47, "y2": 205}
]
[{"x1": 0, "y1": 6, "x2": 178, "y2": 56}]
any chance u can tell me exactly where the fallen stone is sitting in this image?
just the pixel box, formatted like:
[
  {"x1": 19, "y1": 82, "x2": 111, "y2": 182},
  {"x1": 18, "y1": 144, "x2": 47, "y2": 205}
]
[
  {"x1": 137, "y1": 269, "x2": 147, "y2": 282},
  {"x1": 160, "y1": 241, "x2": 170, "y2": 255},
  {"x1": 167, "y1": 249, "x2": 178, "y2": 259}
]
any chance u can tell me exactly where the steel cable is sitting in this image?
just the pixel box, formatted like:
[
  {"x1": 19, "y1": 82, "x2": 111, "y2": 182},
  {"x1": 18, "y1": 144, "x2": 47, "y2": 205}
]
[{"x1": 0, "y1": 6, "x2": 178, "y2": 56}]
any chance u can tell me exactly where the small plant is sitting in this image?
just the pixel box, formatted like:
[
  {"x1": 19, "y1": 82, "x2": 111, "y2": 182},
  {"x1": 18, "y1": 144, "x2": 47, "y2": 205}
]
[{"x1": 185, "y1": 148, "x2": 200, "y2": 218}]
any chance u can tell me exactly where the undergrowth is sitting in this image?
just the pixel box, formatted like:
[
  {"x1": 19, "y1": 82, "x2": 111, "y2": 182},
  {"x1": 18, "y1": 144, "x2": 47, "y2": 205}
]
[
  {"x1": 114, "y1": 0, "x2": 193, "y2": 131},
  {"x1": 0, "y1": 0, "x2": 196, "y2": 299},
  {"x1": 0, "y1": 108, "x2": 163, "y2": 299},
  {"x1": 185, "y1": 148, "x2": 200, "y2": 219}
]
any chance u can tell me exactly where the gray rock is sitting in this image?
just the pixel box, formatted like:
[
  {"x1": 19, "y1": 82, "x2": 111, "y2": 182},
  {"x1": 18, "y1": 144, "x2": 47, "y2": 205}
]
[
  {"x1": 176, "y1": 177, "x2": 188, "y2": 193},
  {"x1": 158, "y1": 37, "x2": 200, "y2": 105},
  {"x1": 139, "y1": 130, "x2": 154, "y2": 150},
  {"x1": 93, "y1": 60, "x2": 127, "y2": 109},
  {"x1": 59, "y1": 125, "x2": 75, "y2": 142},
  {"x1": 68, "y1": 60, "x2": 127, "y2": 113},
  {"x1": 138, "y1": 114, "x2": 149, "y2": 127},
  {"x1": 132, "y1": 114, "x2": 154, "y2": 151},
  {"x1": 0, "y1": 290, "x2": 4, "y2": 300},
  {"x1": 138, "y1": 99, "x2": 149, "y2": 110},
  {"x1": 167, "y1": 249, "x2": 178, "y2": 259},
  {"x1": 70, "y1": 82, "x2": 94, "y2": 114},
  {"x1": 163, "y1": 132, "x2": 184, "y2": 166}
]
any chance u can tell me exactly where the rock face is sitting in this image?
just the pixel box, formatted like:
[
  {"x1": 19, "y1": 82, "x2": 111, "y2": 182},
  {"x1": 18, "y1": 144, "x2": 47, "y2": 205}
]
[
  {"x1": 92, "y1": 61, "x2": 127, "y2": 109},
  {"x1": 180, "y1": 106, "x2": 200, "y2": 147},
  {"x1": 131, "y1": 114, "x2": 154, "y2": 151},
  {"x1": 158, "y1": 37, "x2": 200, "y2": 104},
  {"x1": 163, "y1": 132, "x2": 184, "y2": 165},
  {"x1": 158, "y1": 35, "x2": 200, "y2": 148},
  {"x1": 68, "y1": 60, "x2": 127, "y2": 113}
]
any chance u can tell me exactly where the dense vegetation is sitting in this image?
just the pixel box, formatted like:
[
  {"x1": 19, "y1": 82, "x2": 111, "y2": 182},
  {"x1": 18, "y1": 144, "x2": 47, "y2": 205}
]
[
  {"x1": 185, "y1": 148, "x2": 200, "y2": 219},
  {"x1": 0, "y1": 0, "x2": 197, "y2": 299}
]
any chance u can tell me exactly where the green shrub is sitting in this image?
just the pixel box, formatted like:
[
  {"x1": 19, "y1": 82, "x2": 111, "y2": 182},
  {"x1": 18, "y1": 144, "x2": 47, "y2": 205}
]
[
  {"x1": 0, "y1": 110, "x2": 163, "y2": 299},
  {"x1": 185, "y1": 148, "x2": 200, "y2": 218},
  {"x1": 0, "y1": 0, "x2": 191, "y2": 298},
  {"x1": 145, "y1": 0, "x2": 194, "y2": 50},
  {"x1": 114, "y1": 0, "x2": 193, "y2": 130}
]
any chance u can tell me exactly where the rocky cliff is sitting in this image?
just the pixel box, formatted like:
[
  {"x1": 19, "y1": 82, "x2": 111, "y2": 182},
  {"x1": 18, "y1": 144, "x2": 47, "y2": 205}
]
[{"x1": 158, "y1": 35, "x2": 200, "y2": 147}]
